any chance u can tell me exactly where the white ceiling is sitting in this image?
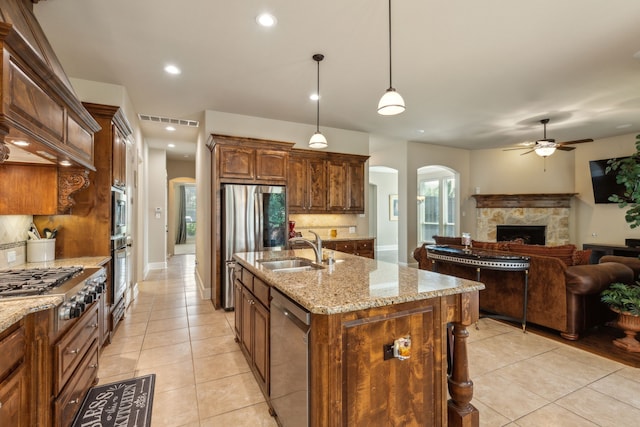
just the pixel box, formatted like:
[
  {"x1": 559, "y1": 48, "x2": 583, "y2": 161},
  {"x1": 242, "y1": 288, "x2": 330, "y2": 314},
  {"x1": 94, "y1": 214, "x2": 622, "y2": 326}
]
[{"x1": 34, "y1": 1, "x2": 640, "y2": 159}]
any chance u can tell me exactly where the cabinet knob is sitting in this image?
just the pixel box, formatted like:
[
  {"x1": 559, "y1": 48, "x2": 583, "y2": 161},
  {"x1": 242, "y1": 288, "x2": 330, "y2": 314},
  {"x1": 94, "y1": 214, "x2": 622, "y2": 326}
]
[
  {"x1": 89, "y1": 364, "x2": 98, "y2": 369},
  {"x1": 68, "y1": 398, "x2": 80, "y2": 406},
  {"x1": 67, "y1": 348, "x2": 81, "y2": 355}
]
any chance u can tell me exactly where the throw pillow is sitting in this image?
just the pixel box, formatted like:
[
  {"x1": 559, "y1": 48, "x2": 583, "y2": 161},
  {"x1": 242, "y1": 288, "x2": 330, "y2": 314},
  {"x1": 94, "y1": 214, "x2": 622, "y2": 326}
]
[
  {"x1": 508, "y1": 243, "x2": 577, "y2": 266},
  {"x1": 572, "y1": 249, "x2": 592, "y2": 266}
]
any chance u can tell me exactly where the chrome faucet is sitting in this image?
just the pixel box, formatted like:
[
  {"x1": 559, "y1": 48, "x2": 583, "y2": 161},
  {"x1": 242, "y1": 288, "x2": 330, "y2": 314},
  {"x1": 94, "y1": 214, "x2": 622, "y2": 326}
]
[{"x1": 289, "y1": 230, "x2": 323, "y2": 263}]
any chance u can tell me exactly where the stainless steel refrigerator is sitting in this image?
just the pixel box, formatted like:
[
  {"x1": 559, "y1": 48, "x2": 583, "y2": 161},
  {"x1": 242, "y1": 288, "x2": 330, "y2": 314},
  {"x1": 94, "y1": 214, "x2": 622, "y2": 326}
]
[{"x1": 222, "y1": 184, "x2": 287, "y2": 310}]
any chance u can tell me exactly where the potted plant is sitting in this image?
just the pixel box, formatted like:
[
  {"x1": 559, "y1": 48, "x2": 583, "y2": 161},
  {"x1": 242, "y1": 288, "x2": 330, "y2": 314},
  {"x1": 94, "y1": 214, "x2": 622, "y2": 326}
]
[
  {"x1": 601, "y1": 282, "x2": 640, "y2": 352},
  {"x1": 606, "y1": 133, "x2": 640, "y2": 228}
]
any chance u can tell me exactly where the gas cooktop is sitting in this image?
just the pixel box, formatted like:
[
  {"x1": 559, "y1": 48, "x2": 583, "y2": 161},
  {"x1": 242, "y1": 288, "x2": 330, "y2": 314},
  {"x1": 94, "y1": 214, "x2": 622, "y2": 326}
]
[{"x1": 0, "y1": 266, "x2": 84, "y2": 298}]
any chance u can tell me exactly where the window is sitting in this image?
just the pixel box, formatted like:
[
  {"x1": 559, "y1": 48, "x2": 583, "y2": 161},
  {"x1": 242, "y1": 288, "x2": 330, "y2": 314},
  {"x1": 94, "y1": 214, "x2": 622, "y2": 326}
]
[{"x1": 417, "y1": 167, "x2": 457, "y2": 243}]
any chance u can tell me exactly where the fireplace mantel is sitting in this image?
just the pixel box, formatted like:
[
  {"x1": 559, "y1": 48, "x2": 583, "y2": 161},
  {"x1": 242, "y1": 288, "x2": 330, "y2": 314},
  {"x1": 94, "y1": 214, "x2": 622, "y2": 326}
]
[{"x1": 472, "y1": 193, "x2": 577, "y2": 209}]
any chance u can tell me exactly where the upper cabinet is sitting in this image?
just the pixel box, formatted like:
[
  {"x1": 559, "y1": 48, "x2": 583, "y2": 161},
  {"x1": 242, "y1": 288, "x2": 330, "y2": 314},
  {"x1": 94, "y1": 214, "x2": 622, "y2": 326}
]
[
  {"x1": 289, "y1": 149, "x2": 369, "y2": 214},
  {"x1": 0, "y1": 0, "x2": 100, "y2": 169},
  {"x1": 209, "y1": 134, "x2": 293, "y2": 184}
]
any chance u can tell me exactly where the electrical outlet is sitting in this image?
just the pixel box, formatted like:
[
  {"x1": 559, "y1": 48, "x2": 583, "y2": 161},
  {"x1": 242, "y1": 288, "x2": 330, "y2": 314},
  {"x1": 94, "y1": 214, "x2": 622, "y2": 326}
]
[
  {"x1": 349, "y1": 226, "x2": 356, "y2": 234},
  {"x1": 7, "y1": 250, "x2": 16, "y2": 263}
]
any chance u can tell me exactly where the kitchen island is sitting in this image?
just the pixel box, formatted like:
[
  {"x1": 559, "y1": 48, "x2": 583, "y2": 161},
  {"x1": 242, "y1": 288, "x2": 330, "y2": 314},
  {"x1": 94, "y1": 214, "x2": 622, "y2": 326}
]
[{"x1": 233, "y1": 249, "x2": 484, "y2": 427}]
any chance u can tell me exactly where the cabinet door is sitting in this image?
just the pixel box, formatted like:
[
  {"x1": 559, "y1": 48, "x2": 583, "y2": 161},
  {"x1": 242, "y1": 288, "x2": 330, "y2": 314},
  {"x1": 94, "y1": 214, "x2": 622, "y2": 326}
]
[
  {"x1": 112, "y1": 126, "x2": 126, "y2": 188},
  {"x1": 241, "y1": 287, "x2": 253, "y2": 355},
  {"x1": 287, "y1": 155, "x2": 308, "y2": 213},
  {"x1": 355, "y1": 239, "x2": 375, "y2": 259},
  {"x1": 307, "y1": 158, "x2": 327, "y2": 212},
  {"x1": 327, "y1": 160, "x2": 348, "y2": 211},
  {"x1": 256, "y1": 149, "x2": 288, "y2": 181},
  {"x1": 0, "y1": 364, "x2": 29, "y2": 427},
  {"x1": 233, "y1": 280, "x2": 243, "y2": 339},
  {"x1": 346, "y1": 160, "x2": 365, "y2": 213},
  {"x1": 252, "y1": 301, "x2": 270, "y2": 392},
  {"x1": 219, "y1": 146, "x2": 255, "y2": 180}
]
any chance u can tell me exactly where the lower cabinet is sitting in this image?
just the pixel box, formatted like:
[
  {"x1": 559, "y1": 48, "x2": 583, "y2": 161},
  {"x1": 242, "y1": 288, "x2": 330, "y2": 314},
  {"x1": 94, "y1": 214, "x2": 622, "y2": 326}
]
[
  {"x1": 324, "y1": 238, "x2": 375, "y2": 259},
  {"x1": 233, "y1": 265, "x2": 270, "y2": 395},
  {"x1": 0, "y1": 323, "x2": 29, "y2": 427}
]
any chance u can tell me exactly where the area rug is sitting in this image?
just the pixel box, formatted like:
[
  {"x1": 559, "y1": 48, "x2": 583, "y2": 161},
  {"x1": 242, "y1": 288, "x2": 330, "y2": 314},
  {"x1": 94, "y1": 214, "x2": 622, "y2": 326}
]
[
  {"x1": 71, "y1": 374, "x2": 155, "y2": 427},
  {"x1": 501, "y1": 320, "x2": 640, "y2": 368}
]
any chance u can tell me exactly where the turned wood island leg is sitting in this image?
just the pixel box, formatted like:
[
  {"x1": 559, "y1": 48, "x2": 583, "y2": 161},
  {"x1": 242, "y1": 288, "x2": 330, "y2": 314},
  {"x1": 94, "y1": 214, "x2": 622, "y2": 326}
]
[{"x1": 446, "y1": 292, "x2": 479, "y2": 427}]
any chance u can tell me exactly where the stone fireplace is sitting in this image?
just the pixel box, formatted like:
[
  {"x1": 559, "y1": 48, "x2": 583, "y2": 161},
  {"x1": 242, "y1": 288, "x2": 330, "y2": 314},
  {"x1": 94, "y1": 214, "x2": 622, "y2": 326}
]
[{"x1": 472, "y1": 194, "x2": 576, "y2": 246}]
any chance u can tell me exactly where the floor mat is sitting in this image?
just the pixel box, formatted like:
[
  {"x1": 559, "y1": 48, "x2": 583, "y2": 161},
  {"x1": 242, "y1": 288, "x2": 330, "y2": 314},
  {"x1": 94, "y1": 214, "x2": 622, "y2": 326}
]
[{"x1": 71, "y1": 374, "x2": 155, "y2": 427}]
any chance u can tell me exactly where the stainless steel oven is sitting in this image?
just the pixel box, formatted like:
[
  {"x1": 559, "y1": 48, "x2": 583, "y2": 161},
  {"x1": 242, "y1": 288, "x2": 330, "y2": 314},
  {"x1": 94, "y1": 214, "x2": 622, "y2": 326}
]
[
  {"x1": 111, "y1": 235, "x2": 127, "y2": 330},
  {"x1": 112, "y1": 187, "x2": 127, "y2": 237}
]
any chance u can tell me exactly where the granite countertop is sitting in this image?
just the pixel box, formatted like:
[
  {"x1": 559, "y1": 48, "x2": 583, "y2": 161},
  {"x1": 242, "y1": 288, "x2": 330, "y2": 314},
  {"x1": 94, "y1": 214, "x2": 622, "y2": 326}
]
[
  {"x1": 0, "y1": 296, "x2": 62, "y2": 333},
  {"x1": 0, "y1": 256, "x2": 111, "y2": 334},
  {"x1": 290, "y1": 235, "x2": 375, "y2": 243},
  {"x1": 233, "y1": 249, "x2": 484, "y2": 315},
  {"x1": 15, "y1": 256, "x2": 111, "y2": 269}
]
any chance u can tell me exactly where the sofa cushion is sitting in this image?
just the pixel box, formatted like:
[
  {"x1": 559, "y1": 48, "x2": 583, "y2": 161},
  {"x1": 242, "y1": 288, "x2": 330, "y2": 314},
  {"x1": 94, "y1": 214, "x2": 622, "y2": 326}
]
[
  {"x1": 472, "y1": 240, "x2": 509, "y2": 251},
  {"x1": 509, "y1": 243, "x2": 577, "y2": 266},
  {"x1": 433, "y1": 236, "x2": 463, "y2": 246}
]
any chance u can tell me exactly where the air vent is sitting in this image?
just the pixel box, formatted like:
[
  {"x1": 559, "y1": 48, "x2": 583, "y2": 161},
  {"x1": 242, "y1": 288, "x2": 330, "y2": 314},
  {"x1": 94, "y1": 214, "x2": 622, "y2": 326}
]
[{"x1": 138, "y1": 114, "x2": 199, "y2": 128}]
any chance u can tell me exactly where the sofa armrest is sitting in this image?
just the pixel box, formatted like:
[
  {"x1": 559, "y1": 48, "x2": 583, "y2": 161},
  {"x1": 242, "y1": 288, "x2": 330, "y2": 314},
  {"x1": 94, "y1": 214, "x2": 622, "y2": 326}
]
[
  {"x1": 565, "y1": 262, "x2": 635, "y2": 296},
  {"x1": 600, "y1": 255, "x2": 640, "y2": 279}
]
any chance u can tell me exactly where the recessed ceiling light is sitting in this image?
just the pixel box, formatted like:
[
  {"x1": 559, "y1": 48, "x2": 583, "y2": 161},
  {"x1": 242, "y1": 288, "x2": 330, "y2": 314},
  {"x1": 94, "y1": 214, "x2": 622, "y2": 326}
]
[
  {"x1": 256, "y1": 13, "x2": 277, "y2": 27},
  {"x1": 164, "y1": 64, "x2": 181, "y2": 75},
  {"x1": 417, "y1": 129, "x2": 425, "y2": 134},
  {"x1": 59, "y1": 160, "x2": 72, "y2": 166},
  {"x1": 12, "y1": 140, "x2": 29, "y2": 146},
  {"x1": 168, "y1": 143, "x2": 176, "y2": 148},
  {"x1": 166, "y1": 126, "x2": 176, "y2": 132},
  {"x1": 309, "y1": 93, "x2": 319, "y2": 101}
]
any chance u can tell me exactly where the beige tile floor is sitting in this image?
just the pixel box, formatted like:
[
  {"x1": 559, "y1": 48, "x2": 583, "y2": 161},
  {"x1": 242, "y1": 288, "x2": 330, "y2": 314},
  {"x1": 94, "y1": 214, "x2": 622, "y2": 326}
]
[{"x1": 98, "y1": 254, "x2": 640, "y2": 427}]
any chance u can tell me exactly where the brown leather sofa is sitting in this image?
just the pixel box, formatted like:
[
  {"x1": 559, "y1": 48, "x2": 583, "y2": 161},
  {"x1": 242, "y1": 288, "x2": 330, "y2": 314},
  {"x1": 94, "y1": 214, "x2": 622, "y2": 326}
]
[{"x1": 414, "y1": 238, "x2": 636, "y2": 340}]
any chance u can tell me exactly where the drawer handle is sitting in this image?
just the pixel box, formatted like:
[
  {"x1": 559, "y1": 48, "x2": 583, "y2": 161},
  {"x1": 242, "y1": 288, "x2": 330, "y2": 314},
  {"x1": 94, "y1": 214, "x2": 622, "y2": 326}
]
[
  {"x1": 89, "y1": 364, "x2": 98, "y2": 369},
  {"x1": 90, "y1": 323, "x2": 98, "y2": 329},
  {"x1": 68, "y1": 398, "x2": 80, "y2": 406},
  {"x1": 67, "y1": 348, "x2": 81, "y2": 355}
]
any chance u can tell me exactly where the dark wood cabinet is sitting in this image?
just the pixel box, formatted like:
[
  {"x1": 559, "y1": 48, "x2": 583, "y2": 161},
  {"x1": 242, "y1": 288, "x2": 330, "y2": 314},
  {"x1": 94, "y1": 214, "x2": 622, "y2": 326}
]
[
  {"x1": 288, "y1": 149, "x2": 368, "y2": 214},
  {"x1": 0, "y1": 323, "x2": 28, "y2": 427},
  {"x1": 112, "y1": 126, "x2": 127, "y2": 188},
  {"x1": 212, "y1": 135, "x2": 290, "y2": 183},
  {"x1": 233, "y1": 264, "x2": 270, "y2": 395},
  {"x1": 288, "y1": 151, "x2": 327, "y2": 213},
  {"x1": 323, "y1": 238, "x2": 375, "y2": 259}
]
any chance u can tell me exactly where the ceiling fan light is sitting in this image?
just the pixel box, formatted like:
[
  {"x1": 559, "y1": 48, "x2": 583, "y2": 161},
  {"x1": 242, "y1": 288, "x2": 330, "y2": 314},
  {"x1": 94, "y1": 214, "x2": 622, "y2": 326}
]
[
  {"x1": 309, "y1": 132, "x2": 328, "y2": 149},
  {"x1": 535, "y1": 146, "x2": 556, "y2": 157},
  {"x1": 377, "y1": 88, "x2": 405, "y2": 115}
]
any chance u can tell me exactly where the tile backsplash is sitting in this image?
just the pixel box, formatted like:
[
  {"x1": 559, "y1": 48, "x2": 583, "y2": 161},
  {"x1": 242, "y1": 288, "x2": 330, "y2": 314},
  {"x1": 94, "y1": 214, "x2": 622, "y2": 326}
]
[{"x1": 0, "y1": 215, "x2": 32, "y2": 268}]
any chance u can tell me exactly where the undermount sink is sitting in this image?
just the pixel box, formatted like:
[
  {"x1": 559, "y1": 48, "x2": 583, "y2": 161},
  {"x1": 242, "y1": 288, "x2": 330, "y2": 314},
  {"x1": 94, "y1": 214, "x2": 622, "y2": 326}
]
[{"x1": 258, "y1": 258, "x2": 324, "y2": 272}]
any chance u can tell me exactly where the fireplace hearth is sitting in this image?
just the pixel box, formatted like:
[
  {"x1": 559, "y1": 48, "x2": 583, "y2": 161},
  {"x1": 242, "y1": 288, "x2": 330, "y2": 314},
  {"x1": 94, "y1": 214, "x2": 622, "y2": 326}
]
[{"x1": 497, "y1": 225, "x2": 546, "y2": 245}]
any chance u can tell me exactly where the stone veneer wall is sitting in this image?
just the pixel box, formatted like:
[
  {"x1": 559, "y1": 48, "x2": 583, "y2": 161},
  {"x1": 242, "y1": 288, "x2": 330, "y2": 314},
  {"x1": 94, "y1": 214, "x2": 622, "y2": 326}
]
[{"x1": 475, "y1": 207, "x2": 571, "y2": 246}]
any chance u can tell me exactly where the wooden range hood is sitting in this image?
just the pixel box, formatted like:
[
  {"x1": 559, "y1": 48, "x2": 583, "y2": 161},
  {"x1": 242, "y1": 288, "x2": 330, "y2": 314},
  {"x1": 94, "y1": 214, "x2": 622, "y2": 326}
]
[{"x1": 0, "y1": 0, "x2": 101, "y2": 214}]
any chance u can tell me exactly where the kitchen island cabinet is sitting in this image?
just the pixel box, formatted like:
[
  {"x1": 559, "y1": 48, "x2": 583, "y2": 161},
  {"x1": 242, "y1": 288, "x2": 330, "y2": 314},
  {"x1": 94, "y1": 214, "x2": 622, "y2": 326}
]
[
  {"x1": 233, "y1": 249, "x2": 483, "y2": 427},
  {"x1": 0, "y1": 321, "x2": 28, "y2": 426}
]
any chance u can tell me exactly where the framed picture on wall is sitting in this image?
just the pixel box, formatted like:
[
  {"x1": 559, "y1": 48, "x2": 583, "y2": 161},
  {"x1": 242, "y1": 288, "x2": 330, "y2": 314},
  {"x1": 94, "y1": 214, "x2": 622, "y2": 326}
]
[{"x1": 389, "y1": 194, "x2": 398, "y2": 221}]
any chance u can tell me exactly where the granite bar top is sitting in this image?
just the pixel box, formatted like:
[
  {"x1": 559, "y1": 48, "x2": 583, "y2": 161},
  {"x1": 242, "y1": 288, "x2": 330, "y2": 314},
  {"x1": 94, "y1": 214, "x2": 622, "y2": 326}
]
[
  {"x1": 233, "y1": 249, "x2": 484, "y2": 315},
  {"x1": 0, "y1": 296, "x2": 61, "y2": 333},
  {"x1": 0, "y1": 256, "x2": 110, "y2": 333}
]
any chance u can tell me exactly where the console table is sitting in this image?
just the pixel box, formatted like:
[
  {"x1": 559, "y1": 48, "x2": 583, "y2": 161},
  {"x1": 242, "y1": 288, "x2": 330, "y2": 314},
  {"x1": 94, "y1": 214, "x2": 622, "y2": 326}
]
[
  {"x1": 583, "y1": 243, "x2": 640, "y2": 264},
  {"x1": 426, "y1": 245, "x2": 530, "y2": 331}
]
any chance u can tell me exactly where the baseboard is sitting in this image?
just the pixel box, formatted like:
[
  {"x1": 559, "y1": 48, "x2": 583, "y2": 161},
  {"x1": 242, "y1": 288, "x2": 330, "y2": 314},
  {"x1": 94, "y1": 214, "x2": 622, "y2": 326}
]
[
  {"x1": 376, "y1": 245, "x2": 398, "y2": 251},
  {"x1": 195, "y1": 267, "x2": 211, "y2": 299}
]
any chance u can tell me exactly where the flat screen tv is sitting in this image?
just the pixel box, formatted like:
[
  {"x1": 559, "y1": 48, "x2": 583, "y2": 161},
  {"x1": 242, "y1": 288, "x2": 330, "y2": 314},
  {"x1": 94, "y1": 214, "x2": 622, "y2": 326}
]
[{"x1": 588, "y1": 157, "x2": 630, "y2": 204}]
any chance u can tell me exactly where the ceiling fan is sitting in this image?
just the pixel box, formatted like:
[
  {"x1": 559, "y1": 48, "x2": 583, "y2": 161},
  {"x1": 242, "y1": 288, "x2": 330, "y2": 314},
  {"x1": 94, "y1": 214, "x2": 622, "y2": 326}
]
[{"x1": 505, "y1": 118, "x2": 593, "y2": 157}]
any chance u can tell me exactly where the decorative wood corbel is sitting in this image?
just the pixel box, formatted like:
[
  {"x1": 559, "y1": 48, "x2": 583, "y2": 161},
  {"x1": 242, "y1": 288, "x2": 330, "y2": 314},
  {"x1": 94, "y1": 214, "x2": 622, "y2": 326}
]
[
  {"x1": 58, "y1": 167, "x2": 90, "y2": 214},
  {"x1": 0, "y1": 141, "x2": 9, "y2": 163}
]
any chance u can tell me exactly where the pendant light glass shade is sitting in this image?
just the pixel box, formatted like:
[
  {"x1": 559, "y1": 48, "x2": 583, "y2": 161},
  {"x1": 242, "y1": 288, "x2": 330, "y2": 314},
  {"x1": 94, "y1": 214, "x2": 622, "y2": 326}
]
[
  {"x1": 309, "y1": 131, "x2": 328, "y2": 149},
  {"x1": 378, "y1": 0, "x2": 405, "y2": 116},
  {"x1": 378, "y1": 88, "x2": 405, "y2": 115},
  {"x1": 309, "y1": 54, "x2": 328, "y2": 149}
]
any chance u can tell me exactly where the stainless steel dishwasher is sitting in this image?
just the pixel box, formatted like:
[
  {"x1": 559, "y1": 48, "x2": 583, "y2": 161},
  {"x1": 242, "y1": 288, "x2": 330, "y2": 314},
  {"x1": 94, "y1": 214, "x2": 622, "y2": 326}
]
[{"x1": 270, "y1": 288, "x2": 311, "y2": 427}]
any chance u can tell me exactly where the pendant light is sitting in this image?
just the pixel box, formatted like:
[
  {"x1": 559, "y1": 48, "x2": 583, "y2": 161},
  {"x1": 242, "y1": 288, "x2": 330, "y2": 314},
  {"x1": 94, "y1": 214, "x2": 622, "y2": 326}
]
[
  {"x1": 309, "y1": 54, "x2": 328, "y2": 149},
  {"x1": 378, "y1": 0, "x2": 405, "y2": 115}
]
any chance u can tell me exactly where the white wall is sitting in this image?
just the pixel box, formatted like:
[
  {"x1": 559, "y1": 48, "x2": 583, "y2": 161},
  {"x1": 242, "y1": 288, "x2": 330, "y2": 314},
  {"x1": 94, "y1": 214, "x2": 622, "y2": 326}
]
[
  {"x1": 369, "y1": 170, "x2": 398, "y2": 250},
  {"x1": 574, "y1": 133, "x2": 640, "y2": 247},
  {"x1": 146, "y1": 148, "x2": 167, "y2": 269}
]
